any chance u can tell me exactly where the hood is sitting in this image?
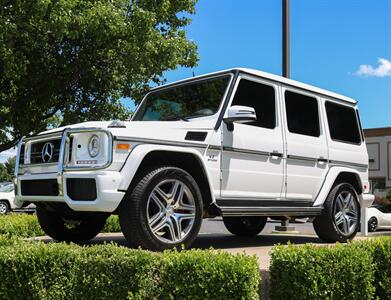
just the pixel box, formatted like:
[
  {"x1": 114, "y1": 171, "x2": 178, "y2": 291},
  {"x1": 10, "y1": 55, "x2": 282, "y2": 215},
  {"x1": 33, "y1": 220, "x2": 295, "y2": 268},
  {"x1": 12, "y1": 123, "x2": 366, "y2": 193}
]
[{"x1": 39, "y1": 119, "x2": 216, "y2": 142}]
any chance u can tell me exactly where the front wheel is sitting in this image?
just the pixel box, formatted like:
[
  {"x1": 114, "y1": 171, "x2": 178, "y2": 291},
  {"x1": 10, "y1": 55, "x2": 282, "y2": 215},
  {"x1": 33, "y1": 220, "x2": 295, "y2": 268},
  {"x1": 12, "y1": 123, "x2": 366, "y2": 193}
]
[
  {"x1": 223, "y1": 216, "x2": 267, "y2": 237},
  {"x1": 119, "y1": 166, "x2": 203, "y2": 251},
  {"x1": 313, "y1": 183, "x2": 360, "y2": 243},
  {"x1": 368, "y1": 217, "x2": 378, "y2": 232},
  {"x1": 36, "y1": 206, "x2": 108, "y2": 243}
]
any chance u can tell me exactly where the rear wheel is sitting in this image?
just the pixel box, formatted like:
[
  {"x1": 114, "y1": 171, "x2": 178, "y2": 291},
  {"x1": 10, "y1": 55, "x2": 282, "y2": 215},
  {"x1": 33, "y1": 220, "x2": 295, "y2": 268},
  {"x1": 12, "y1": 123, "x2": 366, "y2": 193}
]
[
  {"x1": 313, "y1": 183, "x2": 360, "y2": 243},
  {"x1": 223, "y1": 216, "x2": 267, "y2": 237},
  {"x1": 119, "y1": 166, "x2": 203, "y2": 251},
  {"x1": 36, "y1": 206, "x2": 108, "y2": 243},
  {"x1": 368, "y1": 217, "x2": 378, "y2": 232},
  {"x1": 0, "y1": 201, "x2": 10, "y2": 215}
]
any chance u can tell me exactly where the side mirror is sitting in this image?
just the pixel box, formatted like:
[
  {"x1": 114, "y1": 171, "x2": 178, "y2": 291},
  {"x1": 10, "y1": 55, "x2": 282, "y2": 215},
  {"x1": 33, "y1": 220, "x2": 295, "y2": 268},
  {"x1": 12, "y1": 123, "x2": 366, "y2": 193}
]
[{"x1": 223, "y1": 106, "x2": 256, "y2": 131}]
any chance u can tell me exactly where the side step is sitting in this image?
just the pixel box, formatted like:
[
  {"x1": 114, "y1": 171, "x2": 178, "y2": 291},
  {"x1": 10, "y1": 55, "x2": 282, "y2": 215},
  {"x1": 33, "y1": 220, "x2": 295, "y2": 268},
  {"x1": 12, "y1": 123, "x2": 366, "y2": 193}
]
[{"x1": 219, "y1": 206, "x2": 323, "y2": 217}]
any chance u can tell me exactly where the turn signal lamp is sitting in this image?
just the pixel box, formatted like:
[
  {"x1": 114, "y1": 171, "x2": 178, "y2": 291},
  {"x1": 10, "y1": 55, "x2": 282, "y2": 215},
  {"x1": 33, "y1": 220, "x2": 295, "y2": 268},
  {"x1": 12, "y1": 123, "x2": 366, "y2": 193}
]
[{"x1": 116, "y1": 143, "x2": 131, "y2": 151}]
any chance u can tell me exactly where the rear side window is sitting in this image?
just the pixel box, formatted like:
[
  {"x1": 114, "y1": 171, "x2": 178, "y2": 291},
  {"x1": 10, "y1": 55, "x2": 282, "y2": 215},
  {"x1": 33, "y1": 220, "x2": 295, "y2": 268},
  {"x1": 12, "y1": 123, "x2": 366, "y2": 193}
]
[
  {"x1": 285, "y1": 91, "x2": 320, "y2": 137},
  {"x1": 325, "y1": 101, "x2": 362, "y2": 144},
  {"x1": 231, "y1": 79, "x2": 276, "y2": 129}
]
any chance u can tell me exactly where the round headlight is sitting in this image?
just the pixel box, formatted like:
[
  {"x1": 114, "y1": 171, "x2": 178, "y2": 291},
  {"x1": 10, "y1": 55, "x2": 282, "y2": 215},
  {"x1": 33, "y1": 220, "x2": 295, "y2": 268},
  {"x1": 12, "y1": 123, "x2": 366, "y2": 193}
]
[{"x1": 88, "y1": 135, "x2": 100, "y2": 158}]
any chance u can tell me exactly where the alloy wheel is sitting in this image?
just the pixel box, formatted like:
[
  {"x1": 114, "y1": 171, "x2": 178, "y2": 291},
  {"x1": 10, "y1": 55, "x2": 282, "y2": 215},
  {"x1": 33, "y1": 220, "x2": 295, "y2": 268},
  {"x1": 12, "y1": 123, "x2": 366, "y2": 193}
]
[
  {"x1": 333, "y1": 190, "x2": 359, "y2": 235},
  {"x1": 147, "y1": 179, "x2": 196, "y2": 244},
  {"x1": 0, "y1": 202, "x2": 8, "y2": 215}
]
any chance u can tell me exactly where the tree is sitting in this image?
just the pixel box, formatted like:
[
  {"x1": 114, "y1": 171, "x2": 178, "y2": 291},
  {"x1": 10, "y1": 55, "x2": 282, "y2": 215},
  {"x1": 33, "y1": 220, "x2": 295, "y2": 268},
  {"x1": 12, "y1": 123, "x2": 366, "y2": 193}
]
[
  {"x1": 0, "y1": 0, "x2": 198, "y2": 152},
  {"x1": 0, "y1": 156, "x2": 15, "y2": 181}
]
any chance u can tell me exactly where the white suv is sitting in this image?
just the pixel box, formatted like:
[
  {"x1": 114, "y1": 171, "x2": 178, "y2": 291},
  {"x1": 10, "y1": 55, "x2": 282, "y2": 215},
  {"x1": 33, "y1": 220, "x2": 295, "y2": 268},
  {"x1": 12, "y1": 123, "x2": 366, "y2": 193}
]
[{"x1": 14, "y1": 68, "x2": 374, "y2": 250}]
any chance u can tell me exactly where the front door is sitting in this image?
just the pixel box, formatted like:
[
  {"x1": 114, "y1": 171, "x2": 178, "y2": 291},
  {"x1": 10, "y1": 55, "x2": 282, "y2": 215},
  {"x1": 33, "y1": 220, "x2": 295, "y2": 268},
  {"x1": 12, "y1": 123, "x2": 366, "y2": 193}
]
[{"x1": 221, "y1": 76, "x2": 285, "y2": 201}]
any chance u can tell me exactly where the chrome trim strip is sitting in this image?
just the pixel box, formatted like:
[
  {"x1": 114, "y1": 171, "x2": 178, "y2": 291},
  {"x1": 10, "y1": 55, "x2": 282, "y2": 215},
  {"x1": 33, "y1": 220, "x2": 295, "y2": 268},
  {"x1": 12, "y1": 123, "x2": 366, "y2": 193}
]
[
  {"x1": 223, "y1": 146, "x2": 270, "y2": 157},
  {"x1": 329, "y1": 160, "x2": 368, "y2": 169},
  {"x1": 287, "y1": 154, "x2": 318, "y2": 163},
  {"x1": 114, "y1": 136, "x2": 209, "y2": 149}
]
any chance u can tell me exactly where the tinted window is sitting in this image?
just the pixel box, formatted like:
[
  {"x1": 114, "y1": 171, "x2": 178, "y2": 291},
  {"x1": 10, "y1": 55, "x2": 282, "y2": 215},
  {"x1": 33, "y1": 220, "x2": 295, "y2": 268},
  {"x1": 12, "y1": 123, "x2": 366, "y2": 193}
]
[
  {"x1": 325, "y1": 101, "x2": 361, "y2": 144},
  {"x1": 285, "y1": 91, "x2": 320, "y2": 137},
  {"x1": 231, "y1": 79, "x2": 276, "y2": 129},
  {"x1": 133, "y1": 76, "x2": 230, "y2": 121}
]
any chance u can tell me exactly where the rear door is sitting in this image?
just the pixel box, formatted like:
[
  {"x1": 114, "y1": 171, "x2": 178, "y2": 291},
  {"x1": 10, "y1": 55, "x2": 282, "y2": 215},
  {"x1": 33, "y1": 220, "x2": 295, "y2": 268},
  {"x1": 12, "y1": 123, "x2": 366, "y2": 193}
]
[{"x1": 282, "y1": 88, "x2": 329, "y2": 201}]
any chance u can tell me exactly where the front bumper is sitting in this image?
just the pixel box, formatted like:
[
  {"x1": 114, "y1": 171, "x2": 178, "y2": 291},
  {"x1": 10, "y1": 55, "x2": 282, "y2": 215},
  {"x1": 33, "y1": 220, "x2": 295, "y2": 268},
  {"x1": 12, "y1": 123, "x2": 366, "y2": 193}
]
[{"x1": 14, "y1": 128, "x2": 125, "y2": 212}]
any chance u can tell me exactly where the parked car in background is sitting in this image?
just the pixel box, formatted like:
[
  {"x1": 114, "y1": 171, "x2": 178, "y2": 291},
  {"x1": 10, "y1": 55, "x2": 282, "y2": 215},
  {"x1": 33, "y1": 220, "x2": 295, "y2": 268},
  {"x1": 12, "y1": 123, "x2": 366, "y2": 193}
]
[
  {"x1": 0, "y1": 183, "x2": 35, "y2": 214},
  {"x1": 367, "y1": 204, "x2": 391, "y2": 232},
  {"x1": 0, "y1": 182, "x2": 12, "y2": 188}
]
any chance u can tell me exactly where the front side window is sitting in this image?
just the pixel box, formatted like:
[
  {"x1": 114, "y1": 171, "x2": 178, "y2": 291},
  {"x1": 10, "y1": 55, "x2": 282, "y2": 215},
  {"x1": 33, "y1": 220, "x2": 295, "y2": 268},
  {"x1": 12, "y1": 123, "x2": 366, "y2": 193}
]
[
  {"x1": 133, "y1": 76, "x2": 230, "y2": 121},
  {"x1": 325, "y1": 101, "x2": 362, "y2": 144},
  {"x1": 231, "y1": 79, "x2": 276, "y2": 129},
  {"x1": 285, "y1": 91, "x2": 320, "y2": 137}
]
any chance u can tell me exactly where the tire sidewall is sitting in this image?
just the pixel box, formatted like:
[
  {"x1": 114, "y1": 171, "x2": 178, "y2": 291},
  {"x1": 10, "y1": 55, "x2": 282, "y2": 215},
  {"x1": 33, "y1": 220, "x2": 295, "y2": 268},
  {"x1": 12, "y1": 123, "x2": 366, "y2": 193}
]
[
  {"x1": 136, "y1": 167, "x2": 203, "y2": 250},
  {"x1": 329, "y1": 183, "x2": 360, "y2": 241}
]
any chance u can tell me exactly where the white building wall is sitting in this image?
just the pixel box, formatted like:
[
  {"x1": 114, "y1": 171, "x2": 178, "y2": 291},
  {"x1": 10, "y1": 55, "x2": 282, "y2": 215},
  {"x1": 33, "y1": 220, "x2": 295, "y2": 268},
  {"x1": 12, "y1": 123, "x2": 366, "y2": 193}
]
[{"x1": 365, "y1": 132, "x2": 391, "y2": 191}]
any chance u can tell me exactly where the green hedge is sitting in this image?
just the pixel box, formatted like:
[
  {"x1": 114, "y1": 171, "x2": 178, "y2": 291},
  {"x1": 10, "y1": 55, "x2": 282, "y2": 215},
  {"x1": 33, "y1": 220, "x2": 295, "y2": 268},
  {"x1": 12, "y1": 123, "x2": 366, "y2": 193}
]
[
  {"x1": 357, "y1": 237, "x2": 391, "y2": 299},
  {"x1": 0, "y1": 239, "x2": 260, "y2": 300},
  {"x1": 270, "y1": 243, "x2": 375, "y2": 300},
  {"x1": 0, "y1": 214, "x2": 121, "y2": 237}
]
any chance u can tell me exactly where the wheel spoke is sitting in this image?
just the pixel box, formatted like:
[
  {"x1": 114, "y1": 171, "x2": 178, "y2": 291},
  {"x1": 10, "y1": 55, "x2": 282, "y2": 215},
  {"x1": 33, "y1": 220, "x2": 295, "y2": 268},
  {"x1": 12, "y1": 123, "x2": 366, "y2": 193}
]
[
  {"x1": 149, "y1": 211, "x2": 165, "y2": 227},
  {"x1": 151, "y1": 217, "x2": 168, "y2": 234},
  {"x1": 175, "y1": 212, "x2": 195, "y2": 221},
  {"x1": 345, "y1": 193, "x2": 353, "y2": 210},
  {"x1": 335, "y1": 213, "x2": 345, "y2": 226},
  {"x1": 170, "y1": 181, "x2": 184, "y2": 204},
  {"x1": 167, "y1": 217, "x2": 180, "y2": 242},
  {"x1": 154, "y1": 187, "x2": 170, "y2": 204},
  {"x1": 151, "y1": 193, "x2": 166, "y2": 211},
  {"x1": 336, "y1": 195, "x2": 345, "y2": 210},
  {"x1": 342, "y1": 216, "x2": 349, "y2": 234}
]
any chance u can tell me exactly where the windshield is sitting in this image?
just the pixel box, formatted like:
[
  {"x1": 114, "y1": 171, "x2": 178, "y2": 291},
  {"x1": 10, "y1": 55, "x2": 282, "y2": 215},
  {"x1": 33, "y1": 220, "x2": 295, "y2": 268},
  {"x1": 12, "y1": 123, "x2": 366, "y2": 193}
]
[
  {"x1": 0, "y1": 184, "x2": 13, "y2": 193},
  {"x1": 133, "y1": 75, "x2": 231, "y2": 121}
]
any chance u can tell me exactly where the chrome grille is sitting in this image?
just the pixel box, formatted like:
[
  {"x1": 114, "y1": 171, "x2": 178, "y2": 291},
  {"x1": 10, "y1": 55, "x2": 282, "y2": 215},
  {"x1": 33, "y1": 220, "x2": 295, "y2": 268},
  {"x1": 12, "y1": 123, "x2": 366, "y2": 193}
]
[{"x1": 30, "y1": 139, "x2": 61, "y2": 164}]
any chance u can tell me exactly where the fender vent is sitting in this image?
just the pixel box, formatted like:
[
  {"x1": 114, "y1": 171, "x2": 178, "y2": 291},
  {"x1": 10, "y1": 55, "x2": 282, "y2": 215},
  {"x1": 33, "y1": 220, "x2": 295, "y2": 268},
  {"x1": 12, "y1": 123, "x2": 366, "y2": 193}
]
[{"x1": 185, "y1": 131, "x2": 207, "y2": 141}]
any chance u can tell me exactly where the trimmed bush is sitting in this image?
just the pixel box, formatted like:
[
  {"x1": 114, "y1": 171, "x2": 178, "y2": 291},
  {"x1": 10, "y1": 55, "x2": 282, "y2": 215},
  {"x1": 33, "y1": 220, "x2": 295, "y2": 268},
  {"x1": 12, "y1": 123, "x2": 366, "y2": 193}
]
[
  {"x1": 357, "y1": 237, "x2": 391, "y2": 299},
  {"x1": 0, "y1": 239, "x2": 260, "y2": 300},
  {"x1": 0, "y1": 213, "x2": 44, "y2": 237},
  {"x1": 160, "y1": 250, "x2": 260, "y2": 299},
  {"x1": 0, "y1": 214, "x2": 121, "y2": 237},
  {"x1": 270, "y1": 243, "x2": 375, "y2": 300}
]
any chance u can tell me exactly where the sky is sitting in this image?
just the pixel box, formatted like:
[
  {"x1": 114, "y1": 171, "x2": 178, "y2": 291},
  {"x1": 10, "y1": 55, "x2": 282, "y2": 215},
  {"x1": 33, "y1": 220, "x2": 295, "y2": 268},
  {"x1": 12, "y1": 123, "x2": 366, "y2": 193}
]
[
  {"x1": 129, "y1": 0, "x2": 391, "y2": 129},
  {"x1": 1, "y1": 0, "x2": 390, "y2": 163}
]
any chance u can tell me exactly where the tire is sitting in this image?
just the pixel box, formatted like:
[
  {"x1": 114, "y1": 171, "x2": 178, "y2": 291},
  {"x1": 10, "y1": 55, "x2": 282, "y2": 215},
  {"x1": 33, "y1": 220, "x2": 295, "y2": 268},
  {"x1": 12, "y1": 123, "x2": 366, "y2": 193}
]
[
  {"x1": 223, "y1": 216, "x2": 267, "y2": 237},
  {"x1": 119, "y1": 166, "x2": 203, "y2": 251},
  {"x1": 368, "y1": 217, "x2": 378, "y2": 232},
  {"x1": 36, "y1": 206, "x2": 108, "y2": 243},
  {"x1": 313, "y1": 183, "x2": 360, "y2": 243},
  {"x1": 0, "y1": 201, "x2": 10, "y2": 215}
]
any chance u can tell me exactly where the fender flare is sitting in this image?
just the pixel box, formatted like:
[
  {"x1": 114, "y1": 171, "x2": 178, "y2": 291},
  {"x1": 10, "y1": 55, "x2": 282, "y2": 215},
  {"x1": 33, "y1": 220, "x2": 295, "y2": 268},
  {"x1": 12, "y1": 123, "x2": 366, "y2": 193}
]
[
  {"x1": 118, "y1": 144, "x2": 216, "y2": 203},
  {"x1": 313, "y1": 166, "x2": 363, "y2": 206}
]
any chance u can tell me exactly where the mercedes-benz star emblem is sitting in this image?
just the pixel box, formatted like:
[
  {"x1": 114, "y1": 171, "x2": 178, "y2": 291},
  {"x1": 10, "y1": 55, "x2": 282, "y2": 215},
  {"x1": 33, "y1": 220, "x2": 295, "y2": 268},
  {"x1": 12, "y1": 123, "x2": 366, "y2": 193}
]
[{"x1": 41, "y1": 142, "x2": 54, "y2": 163}]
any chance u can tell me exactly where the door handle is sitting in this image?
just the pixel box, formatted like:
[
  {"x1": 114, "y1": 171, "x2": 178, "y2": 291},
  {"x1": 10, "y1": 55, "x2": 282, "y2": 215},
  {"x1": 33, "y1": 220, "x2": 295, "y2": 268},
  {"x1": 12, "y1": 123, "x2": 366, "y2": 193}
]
[
  {"x1": 317, "y1": 157, "x2": 328, "y2": 163},
  {"x1": 270, "y1": 151, "x2": 283, "y2": 158}
]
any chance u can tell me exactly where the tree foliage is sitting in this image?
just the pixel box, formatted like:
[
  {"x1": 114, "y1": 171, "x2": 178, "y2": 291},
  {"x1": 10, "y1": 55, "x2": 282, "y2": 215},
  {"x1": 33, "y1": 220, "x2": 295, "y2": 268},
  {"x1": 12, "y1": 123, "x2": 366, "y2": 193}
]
[
  {"x1": 0, "y1": 156, "x2": 15, "y2": 182},
  {"x1": 0, "y1": 0, "x2": 198, "y2": 152}
]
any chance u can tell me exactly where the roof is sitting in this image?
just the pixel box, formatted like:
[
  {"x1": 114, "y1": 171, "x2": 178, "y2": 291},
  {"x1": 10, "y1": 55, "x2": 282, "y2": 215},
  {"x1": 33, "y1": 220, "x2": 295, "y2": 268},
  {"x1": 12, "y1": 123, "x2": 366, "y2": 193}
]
[
  {"x1": 153, "y1": 68, "x2": 357, "y2": 104},
  {"x1": 363, "y1": 127, "x2": 391, "y2": 137}
]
